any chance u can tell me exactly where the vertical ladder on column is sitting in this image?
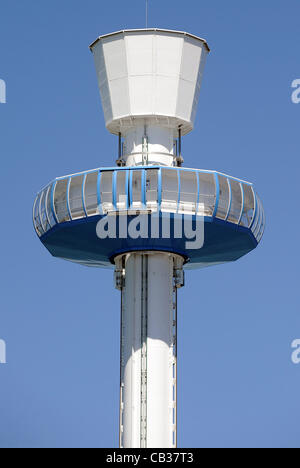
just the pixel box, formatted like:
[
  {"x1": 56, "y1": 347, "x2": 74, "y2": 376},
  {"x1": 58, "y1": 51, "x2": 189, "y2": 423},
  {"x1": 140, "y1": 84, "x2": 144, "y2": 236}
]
[
  {"x1": 140, "y1": 255, "x2": 148, "y2": 448},
  {"x1": 171, "y1": 261, "x2": 178, "y2": 448},
  {"x1": 117, "y1": 257, "x2": 125, "y2": 449},
  {"x1": 171, "y1": 256, "x2": 184, "y2": 448}
]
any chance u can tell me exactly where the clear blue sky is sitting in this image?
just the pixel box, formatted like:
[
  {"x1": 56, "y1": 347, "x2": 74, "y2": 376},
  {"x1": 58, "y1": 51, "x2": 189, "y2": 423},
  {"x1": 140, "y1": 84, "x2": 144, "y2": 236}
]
[{"x1": 0, "y1": 0, "x2": 299, "y2": 448}]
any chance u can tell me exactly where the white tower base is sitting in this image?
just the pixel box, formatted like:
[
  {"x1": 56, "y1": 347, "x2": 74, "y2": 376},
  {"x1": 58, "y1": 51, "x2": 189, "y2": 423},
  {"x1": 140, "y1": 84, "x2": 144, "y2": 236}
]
[{"x1": 115, "y1": 252, "x2": 184, "y2": 448}]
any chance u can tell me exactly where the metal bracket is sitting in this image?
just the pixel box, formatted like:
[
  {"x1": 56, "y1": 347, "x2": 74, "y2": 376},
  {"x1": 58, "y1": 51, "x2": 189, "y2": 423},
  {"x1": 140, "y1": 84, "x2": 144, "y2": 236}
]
[
  {"x1": 116, "y1": 158, "x2": 126, "y2": 167},
  {"x1": 174, "y1": 268, "x2": 185, "y2": 289},
  {"x1": 114, "y1": 268, "x2": 125, "y2": 290},
  {"x1": 176, "y1": 155, "x2": 184, "y2": 167},
  {"x1": 142, "y1": 134, "x2": 149, "y2": 166}
]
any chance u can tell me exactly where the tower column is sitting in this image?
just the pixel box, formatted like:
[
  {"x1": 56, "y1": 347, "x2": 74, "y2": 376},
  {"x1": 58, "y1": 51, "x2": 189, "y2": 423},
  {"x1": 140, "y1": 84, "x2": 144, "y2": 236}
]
[
  {"x1": 115, "y1": 252, "x2": 184, "y2": 448},
  {"x1": 123, "y1": 124, "x2": 176, "y2": 167}
]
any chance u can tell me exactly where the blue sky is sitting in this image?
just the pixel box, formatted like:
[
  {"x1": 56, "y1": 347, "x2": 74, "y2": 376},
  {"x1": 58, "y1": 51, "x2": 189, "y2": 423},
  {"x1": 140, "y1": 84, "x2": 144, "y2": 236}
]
[{"x1": 0, "y1": 0, "x2": 300, "y2": 448}]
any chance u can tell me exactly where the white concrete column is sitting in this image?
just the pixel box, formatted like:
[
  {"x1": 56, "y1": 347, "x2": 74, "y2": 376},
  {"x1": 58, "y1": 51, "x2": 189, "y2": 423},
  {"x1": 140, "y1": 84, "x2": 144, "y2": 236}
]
[
  {"x1": 120, "y1": 253, "x2": 142, "y2": 448},
  {"x1": 146, "y1": 253, "x2": 175, "y2": 448},
  {"x1": 116, "y1": 252, "x2": 184, "y2": 449}
]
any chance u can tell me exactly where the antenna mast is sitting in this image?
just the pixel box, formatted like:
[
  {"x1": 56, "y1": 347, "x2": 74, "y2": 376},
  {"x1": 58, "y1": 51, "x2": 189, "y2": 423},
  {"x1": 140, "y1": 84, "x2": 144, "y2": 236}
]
[{"x1": 146, "y1": 0, "x2": 148, "y2": 28}]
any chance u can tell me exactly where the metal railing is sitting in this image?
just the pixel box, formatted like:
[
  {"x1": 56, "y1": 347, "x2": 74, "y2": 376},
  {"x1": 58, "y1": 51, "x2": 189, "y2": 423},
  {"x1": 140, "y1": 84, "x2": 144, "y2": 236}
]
[{"x1": 33, "y1": 167, "x2": 265, "y2": 243}]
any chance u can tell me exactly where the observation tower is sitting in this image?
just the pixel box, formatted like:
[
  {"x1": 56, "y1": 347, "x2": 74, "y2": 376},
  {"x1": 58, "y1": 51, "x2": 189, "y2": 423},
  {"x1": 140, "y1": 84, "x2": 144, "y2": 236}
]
[{"x1": 33, "y1": 29, "x2": 265, "y2": 448}]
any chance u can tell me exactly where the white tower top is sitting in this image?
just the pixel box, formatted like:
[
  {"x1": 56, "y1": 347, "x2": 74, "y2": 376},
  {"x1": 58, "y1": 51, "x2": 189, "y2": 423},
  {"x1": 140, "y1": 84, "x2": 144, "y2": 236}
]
[{"x1": 90, "y1": 29, "x2": 209, "y2": 167}]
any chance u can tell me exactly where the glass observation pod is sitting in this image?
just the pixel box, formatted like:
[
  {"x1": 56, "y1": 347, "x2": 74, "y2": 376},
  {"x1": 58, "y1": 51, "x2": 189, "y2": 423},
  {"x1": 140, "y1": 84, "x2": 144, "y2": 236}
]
[{"x1": 33, "y1": 167, "x2": 265, "y2": 244}]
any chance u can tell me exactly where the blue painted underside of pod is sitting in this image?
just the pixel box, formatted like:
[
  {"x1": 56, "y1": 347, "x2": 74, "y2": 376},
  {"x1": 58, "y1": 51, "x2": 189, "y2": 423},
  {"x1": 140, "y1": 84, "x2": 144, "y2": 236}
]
[{"x1": 40, "y1": 214, "x2": 258, "y2": 269}]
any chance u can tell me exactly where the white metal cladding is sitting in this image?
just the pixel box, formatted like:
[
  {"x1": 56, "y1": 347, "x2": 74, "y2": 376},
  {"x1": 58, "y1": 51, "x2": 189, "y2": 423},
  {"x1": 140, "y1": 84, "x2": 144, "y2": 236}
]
[
  {"x1": 90, "y1": 30, "x2": 209, "y2": 136},
  {"x1": 33, "y1": 168, "x2": 265, "y2": 243}
]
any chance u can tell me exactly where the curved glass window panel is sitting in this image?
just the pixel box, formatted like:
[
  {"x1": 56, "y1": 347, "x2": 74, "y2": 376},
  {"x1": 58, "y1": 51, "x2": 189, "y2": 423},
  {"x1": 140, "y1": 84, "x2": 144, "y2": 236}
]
[
  {"x1": 85, "y1": 172, "x2": 100, "y2": 216},
  {"x1": 40, "y1": 191, "x2": 47, "y2": 231},
  {"x1": 257, "y1": 206, "x2": 265, "y2": 242},
  {"x1": 256, "y1": 208, "x2": 263, "y2": 242},
  {"x1": 54, "y1": 179, "x2": 70, "y2": 223},
  {"x1": 161, "y1": 169, "x2": 179, "y2": 213},
  {"x1": 39, "y1": 190, "x2": 46, "y2": 232},
  {"x1": 178, "y1": 171, "x2": 197, "y2": 215},
  {"x1": 253, "y1": 203, "x2": 261, "y2": 239},
  {"x1": 46, "y1": 184, "x2": 56, "y2": 228},
  {"x1": 146, "y1": 169, "x2": 158, "y2": 210},
  {"x1": 41, "y1": 187, "x2": 51, "y2": 232},
  {"x1": 33, "y1": 195, "x2": 39, "y2": 234},
  {"x1": 116, "y1": 171, "x2": 127, "y2": 211},
  {"x1": 252, "y1": 195, "x2": 261, "y2": 237},
  {"x1": 131, "y1": 171, "x2": 144, "y2": 210},
  {"x1": 240, "y1": 184, "x2": 255, "y2": 228},
  {"x1": 100, "y1": 171, "x2": 113, "y2": 213},
  {"x1": 216, "y1": 175, "x2": 230, "y2": 220},
  {"x1": 197, "y1": 172, "x2": 215, "y2": 216},
  {"x1": 227, "y1": 180, "x2": 242, "y2": 224},
  {"x1": 253, "y1": 195, "x2": 262, "y2": 239},
  {"x1": 33, "y1": 193, "x2": 43, "y2": 236},
  {"x1": 69, "y1": 175, "x2": 85, "y2": 220}
]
